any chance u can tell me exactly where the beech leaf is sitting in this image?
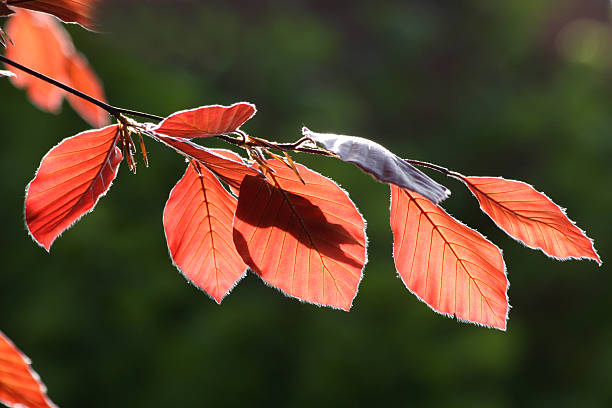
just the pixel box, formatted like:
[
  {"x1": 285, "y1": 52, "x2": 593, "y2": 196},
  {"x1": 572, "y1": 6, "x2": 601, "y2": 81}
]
[
  {"x1": 233, "y1": 160, "x2": 367, "y2": 310},
  {"x1": 302, "y1": 127, "x2": 450, "y2": 204},
  {"x1": 463, "y1": 176, "x2": 601, "y2": 264},
  {"x1": 390, "y1": 186, "x2": 508, "y2": 330},
  {"x1": 25, "y1": 125, "x2": 122, "y2": 251},
  {"x1": 164, "y1": 164, "x2": 247, "y2": 303},
  {"x1": 151, "y1": 133, "x2": 260, "y2": 191},
  {"x1": 153, "y1": 102, "x2": 256, "y2": 139},
  {"x1": 65, "y1": 53, "x2": 109, "y2": 128},
  {"x1": 4, "y1": 9, "x2": 108, "y2": 126},
  {"x1": 0, "y1": 330, "x2": 57, "y2": 408},
  {"x1": 206, "y1": 149, "x2": 249, "y2": 195},
  {"x1": 5, "y1": 10, "x2": 72, "y2": 113},
  {"x1": 6, "y1": 0, "x2": 99, "y2": 30}
]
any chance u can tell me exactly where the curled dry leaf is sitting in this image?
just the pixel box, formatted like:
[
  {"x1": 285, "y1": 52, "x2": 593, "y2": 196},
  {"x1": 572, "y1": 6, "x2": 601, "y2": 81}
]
[
  {"x1": 153, "y1": 102, "x2": 257, "y2": 139},
  {"x1": 463, "y1": 176, "x2": 601, "y2": 264},
  {"x1": 390, "y1": 186, "x2": 508, "y2": 330},
  {"x1": 6, "y1": 0, "x2": 99, "y2": 30},
  {"x1": 4, "y1": 9, "x2": 109, "y2": 127},
  {"x1": 0, "y1": 330, "x2": 57, "y2": 408},
  {"x1": 152, "y1": 133, "x2": 259, "y2": 191},
  {"x1": 26, "y1": 125, "x2": 122, "y2": 251},
  {"x1": 302, "y1": 127, "x2": 450, "y2": 204},
  {"x1": 233, "y1": 160, "x2": 367, "y2": 310},
  {"x1": 164, "y1": 163, "x2": 247, "y2": 303}
]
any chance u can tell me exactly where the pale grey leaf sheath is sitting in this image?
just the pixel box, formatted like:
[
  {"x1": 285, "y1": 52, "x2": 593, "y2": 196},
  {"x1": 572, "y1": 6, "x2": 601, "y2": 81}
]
[{"x1": 302, "y1": 127, "x2": 450, "y2": 204}]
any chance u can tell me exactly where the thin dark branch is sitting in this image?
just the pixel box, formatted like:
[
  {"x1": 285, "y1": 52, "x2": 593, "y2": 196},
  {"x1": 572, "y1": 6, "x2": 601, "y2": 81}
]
[
  {"x1": 406, "y1": 159, "x2": 465, "y2": 180},
  {"x1": 0, "y1": 54, "x2": 164, "y2": 122},
  {"x1": 217, "y1": 135, "x2": 333, "y2": 157}
]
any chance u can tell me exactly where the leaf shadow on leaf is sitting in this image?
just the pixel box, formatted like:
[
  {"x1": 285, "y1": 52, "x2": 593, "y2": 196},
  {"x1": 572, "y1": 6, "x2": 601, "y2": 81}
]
[{"x1": 233, "y1": 177, "x2": 364, "y2": 274}]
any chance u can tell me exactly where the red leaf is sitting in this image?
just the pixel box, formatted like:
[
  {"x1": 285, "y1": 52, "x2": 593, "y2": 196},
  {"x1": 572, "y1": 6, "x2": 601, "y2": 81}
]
[
  {"x1": 0, "y1": 330, "x2": 57, "y2": 408},
  {"x1": 164, "y1": 164, "x2": 247, "y2": 303},
  {"x1": 390, "y1": 186, "x2": 508, "y2": 330},
  {"x1": 26, "y1": 125, "x2": 122, "y2": 251},
  {"x1": 6, "y1": 0, "x2": 99, "y2": 29},
  {"x1": 65, "y1": 53, "x2": 109, "y2": 128},
  {"x1": 152, "y1": 134, "x2": 259, "y2": 191},
  {"x1": 463, "y1": 176, "x2": 601, "y2": 264},
  {"x1": 207, "y1": 149, "x2": 248, "y2": 195},
  {"x1": 233, "y1": 160, "x2": 367, "y2": 310},
  {"x1": 153, "y1": 103, "x2": 256, "y2": 139},
  {"x1": 4, "y1": 10, "x2": 108, "y2": 126},
  {"x1": 5, "y1": 10, "x2": 71, "y2": 113}
]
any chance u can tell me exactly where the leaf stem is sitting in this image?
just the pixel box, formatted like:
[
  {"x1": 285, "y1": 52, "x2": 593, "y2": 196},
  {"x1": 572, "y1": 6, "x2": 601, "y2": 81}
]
[
  {"x1": 406, "y1": 159, "x2": 465, "y2": 180},
  {"x1": 217, "y1": 134, "x2": 333, "y2": 157},
  {"x1": 0, "y1": 54, "x2": 164, "y2": 122}
]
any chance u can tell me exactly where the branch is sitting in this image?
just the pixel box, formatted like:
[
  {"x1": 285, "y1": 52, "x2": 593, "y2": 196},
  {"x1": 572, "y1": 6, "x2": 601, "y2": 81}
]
[
  {"x1": 406, "y1": 159, "x2": 466, "y2": 180},
  {"x1": 0, "y1": 54, "x2": 164, "y2": 122}
]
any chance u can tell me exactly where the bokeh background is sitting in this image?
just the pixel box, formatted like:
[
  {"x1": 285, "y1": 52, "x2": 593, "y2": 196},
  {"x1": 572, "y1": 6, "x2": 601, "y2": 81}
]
[{"x1": 2, "y1": 0, "x2": 612, "y2": 406}]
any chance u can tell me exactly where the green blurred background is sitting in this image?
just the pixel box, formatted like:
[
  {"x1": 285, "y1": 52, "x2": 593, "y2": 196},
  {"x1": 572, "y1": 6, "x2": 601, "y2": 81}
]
[{"x1": 1, "y1": 0, "x2": 611, "y2": 406}]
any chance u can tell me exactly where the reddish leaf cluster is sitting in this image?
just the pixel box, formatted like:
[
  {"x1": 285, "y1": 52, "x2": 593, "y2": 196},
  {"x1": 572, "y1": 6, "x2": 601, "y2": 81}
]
[
  {"x1": 2, "y1": 9, "x2": 108, "y2": 127},
  {"x1": 2, "y1": 0, "x2": 602, "y2": 405},
  {"x1": 21, "y1": 103, "x2": 600, "y2": 332}
]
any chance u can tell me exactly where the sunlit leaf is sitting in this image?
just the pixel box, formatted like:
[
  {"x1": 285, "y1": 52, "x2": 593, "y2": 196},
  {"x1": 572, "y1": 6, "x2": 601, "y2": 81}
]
[
  {"x1": 233, "y1": 160, "x2": 367, "y2": 310},
  {"x1": 207, "y1": 149, "x2": 248, "y2": 195},
  {"x1": 152, "y1": 133, "x2": 259, "y2": 191},
  {"x1": 0, "y1": 330, "x2": 57, "y2": 408},
  {"x1": 153, "y1": 102, "x2": 256, "y2": 139},
  {"x1": 390, "y1": 186, "x2": 508, "y2": 330},
  {"x1": 164, "y1": 164, "x2": 247, "y2": 303},
  {"x1": 6, "y1": 0, "x2": 99, "y2": 29},
  {"x1": 65, "y1": 53, "x2": 109, "y2": 128},
  {"x1": 462, "y1": 176, "x2": 601, "y2": 264},
  {"x1": 4, "y1": 9, "x2": 108, "y2": 126},
  {"x1": 302, "y1": 127, "x2": 450, "y2": 204},
  {"x1": 5, "y1": 9, "x2": 71, "y2": 113},
  {"x1": 26, "y1": 125, "x2": 122, "y2": 251}
]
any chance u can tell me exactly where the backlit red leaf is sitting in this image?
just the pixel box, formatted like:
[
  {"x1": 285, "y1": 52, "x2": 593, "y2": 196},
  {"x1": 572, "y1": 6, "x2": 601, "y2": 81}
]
[
  {"x1": 152, "y1": 133, "x2": 259, "y2": 191},
  {"x1": 0, "y1": 330, "x2": 57, "y2": 408},
  {"x1": 164, "y1": 164, "x2": 247, "y2": 303},
  {"x1": 233, "y1": 161, "x2": 367, "y2": 310},
  {"x1": 390, "y1": 186, "x2": 508, "y2": 330},
  {"x1": 4, "y1": 10, "x2": 108, "y2": 126},
  {"x1": 153, "y1": 103, "x2": 256, "y2": 139},
  {"x1": 26, "y1": 125, "x2": 122, "y2": 251},
  {"x1": 5, "y1": 9, "x2": 71, "y2": 113},
  {"x1": 207, "y1": 149, "x2": 248, "y2": 195},
  {"x1": 65, "y1": 53, "x2": 109, "y2": 128},
  {"x1": 463, "y1": 176, "x2": 601, "y2": 264},
  {"x1": 6, "y1": 0, "x2": 99, "y2": 29},
  {"x1": 303, "y1": 127, "x2": 450, "y2": 204}
]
